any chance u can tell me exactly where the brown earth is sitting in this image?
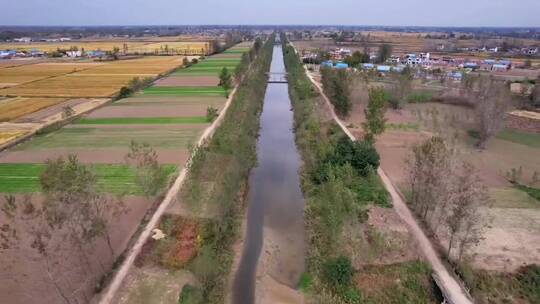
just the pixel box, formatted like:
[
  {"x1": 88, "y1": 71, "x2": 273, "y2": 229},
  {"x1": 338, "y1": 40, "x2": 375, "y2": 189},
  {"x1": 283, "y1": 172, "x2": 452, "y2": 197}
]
[
  {"x1": 153, "y1": 76, "x2": 220, "y2": 87},
  {"x1": 13, "y1": 98, "x2": 92, "y2": 123},
  {"x1": 166, "y1": 220, "x2": 199, "y2": 267},
  {"x1": 0, "y1": 194, "x2": 153, "y2": 304},
  {"x1": 114, "y1": 96, "x2": 226, "y2": 106},
  {"x1": 0, "y1": 148, "x2": 190, "y2": 164}
]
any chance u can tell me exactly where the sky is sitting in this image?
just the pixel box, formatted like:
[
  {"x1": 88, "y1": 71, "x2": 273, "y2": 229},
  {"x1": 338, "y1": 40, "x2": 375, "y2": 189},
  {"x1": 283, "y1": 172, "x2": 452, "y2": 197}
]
[{"x1": 1, "y1": 0, "x2": 539, "y2": 27}]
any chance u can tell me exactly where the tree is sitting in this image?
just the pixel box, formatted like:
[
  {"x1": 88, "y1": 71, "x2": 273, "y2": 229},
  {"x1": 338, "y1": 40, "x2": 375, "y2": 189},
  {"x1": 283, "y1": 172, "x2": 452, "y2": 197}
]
[
  {"x1": 61, "y1": 106, "x2": 75, "y2": 119},
  {"x1": 219, "y1": 67, "x2": 233, "y2": 94},
  {"x1": 206, "y1": 106, "x2": 219, "y2": 122},
  {"x1": 389, "y1": 67, "x2": 413, "y2": 109},
  {"x1": 40, "y1": 155, "x2": 124, "y2": 259},
  {"x1": 468, "y1": 76, "x2": 510, "y2": 149},
  {"x1": 446, "y1": 163, "x2": 489, "y2": 262},
  {"x1": 321, "y1": 67, "x2": 352, "y2": 116},
  {"x1": 182, "y1": 57, "x2": 191, "y2": 68},
  {"x1": 343, "y1": 50, "x2": 369, "y2": 67},
  {"x1": 531, "y1": 76, "x2": 540, "y2": 108},
  {"x1": 377, "y1": 43, "x2": 392, "y2": 63},
  {"x1": 1, "y1": 195, "x2": 73, "y2": 304},
  {"x1": 409, "y1": 136, "x2": 453, "y2": 223},
  {"x1": 362, "y1": 87, "x2": 388, "y2": 142},
  {"x1": 125, "y1": 141, "x2": 170, "y2": 198},
  {"x1": 326, "y1": 137, "x2": 380, "y2": 177}
]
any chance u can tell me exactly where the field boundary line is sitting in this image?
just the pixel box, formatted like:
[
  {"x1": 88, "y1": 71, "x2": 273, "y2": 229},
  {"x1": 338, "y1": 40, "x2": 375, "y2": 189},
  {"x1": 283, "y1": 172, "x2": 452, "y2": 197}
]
[
  {"x1": 291, "y1": 42, "x2": 473, "y2": 304},
  {"x1": 98, "y1": 86, "x2": 238, "y2": 304}
]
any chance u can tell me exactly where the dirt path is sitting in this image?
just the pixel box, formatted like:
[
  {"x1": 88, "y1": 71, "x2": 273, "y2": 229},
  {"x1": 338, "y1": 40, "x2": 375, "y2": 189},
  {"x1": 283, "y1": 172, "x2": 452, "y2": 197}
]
[
  {"x1": 98, "y1": 85, "x2": 238, "y2": 304},
  {"x1": 295, "y1": 44, "x2": 473, "y2": 304}
]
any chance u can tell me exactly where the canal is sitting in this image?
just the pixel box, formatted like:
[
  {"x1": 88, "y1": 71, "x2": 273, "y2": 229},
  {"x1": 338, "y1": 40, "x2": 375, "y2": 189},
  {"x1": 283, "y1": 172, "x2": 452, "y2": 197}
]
[{"x1": 232, "y1": 44, "x2": 306, "y2": 304}]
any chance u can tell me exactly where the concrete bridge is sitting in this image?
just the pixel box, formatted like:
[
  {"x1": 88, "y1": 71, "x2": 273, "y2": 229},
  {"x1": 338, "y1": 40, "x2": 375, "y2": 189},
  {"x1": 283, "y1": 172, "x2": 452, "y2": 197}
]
[{"x1": 267, "y1": 72, "x2": 288, "y2": 83}]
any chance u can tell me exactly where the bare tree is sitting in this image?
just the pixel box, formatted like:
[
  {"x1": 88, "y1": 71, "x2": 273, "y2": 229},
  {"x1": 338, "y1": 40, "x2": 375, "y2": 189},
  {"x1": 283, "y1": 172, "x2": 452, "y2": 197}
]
[
  {"x1": 466, "y1": 76, "x2": 510, "y2": 149},
  {"x1": 446, "y1": 163, "x2": 490, "y2": 262},
  {"x1": 1, "y1": 195, "x2": 72, "y2": 304},
  {"x1": 125, "y1": 141, "x2": 170, "y2": 199}
]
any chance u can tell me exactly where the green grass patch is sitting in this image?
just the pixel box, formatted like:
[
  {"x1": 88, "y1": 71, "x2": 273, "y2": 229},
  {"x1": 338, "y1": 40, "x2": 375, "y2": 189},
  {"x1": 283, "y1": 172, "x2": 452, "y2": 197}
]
[
  {"x1": 515, "y1": 184, "x2": 540, "y2": 202},
  {"x1": 76, "y1": 117, "x2": 208, "y2": 125},
  {"x1": 15, "y1": 126, "x2": 203, "y2": 150},
  {"x1": 497, "y1": 128, "x2": 540, "y2": 148},
  {"x1": 195, "y1": 61, "x2": 240, "y2": 67},
  {"x1": 458, "y1": 263, "x2": 540, "y2": 304},
  {"x1": 359, "y1": 261, "x2": 437, "y2": 303},
  {"x1": 386, "y1": 122, "x2": 420, "y2": 131},
  {"x1": 223, "y1": 48, "x2": 249, "y2": 54},
  {"x1": 406, "y1": 91, "x2": 434, "y2": 103},
  {"x1": 143, "y1": 86, "x2": 226, "y2": 97},
  {"x1": 0, "y1": 163, "x2": 176, "y2": 195},
  {"x1": 490, "y1": 187, "x2": 539, "y2": 208}
]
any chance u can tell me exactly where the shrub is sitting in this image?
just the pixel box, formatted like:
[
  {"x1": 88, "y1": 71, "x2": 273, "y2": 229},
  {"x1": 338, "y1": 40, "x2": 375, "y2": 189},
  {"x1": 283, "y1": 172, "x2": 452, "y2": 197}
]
[
  {"x1": 328, "y1": 137, "x2": 380, "y2": 177},
  {"x1": 206, "y1": 106, "x2": 219, "y2": 122},
  {"x1": 178, "y1": 284, "x2": 203, "y2": 304},
  {"x1": 324, "y1": 256, "x2": 354, "y2": 287}
]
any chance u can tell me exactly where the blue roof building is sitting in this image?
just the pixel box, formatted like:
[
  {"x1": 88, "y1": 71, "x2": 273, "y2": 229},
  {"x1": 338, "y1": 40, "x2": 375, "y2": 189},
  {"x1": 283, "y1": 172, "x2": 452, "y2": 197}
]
[
  {"x1": 335, "y1": 62, "x2": 349, "y2": 69},
  {"x1": 377, "y1": 65, "x2": 392, "y2": 72}
]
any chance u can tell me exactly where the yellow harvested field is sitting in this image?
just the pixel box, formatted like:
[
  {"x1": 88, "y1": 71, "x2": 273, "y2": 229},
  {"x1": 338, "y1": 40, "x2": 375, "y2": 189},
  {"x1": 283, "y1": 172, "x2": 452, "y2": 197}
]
[
  {"x1": 0, "y1": 56, "x2": 185, "y2": 98},
  {"x1": 0, "y1": 62, "x2": 102, "y2": 85},
  {"x1": 0, "y1": 97, "x2": 67, "y2": 122},
  {"x1": 0, "y1": 74, "x2": 135, "y2": 98},
  {"x1": 128, "y1": 42, "x2": 211, "y2": 54},
  {"x1": 0, "y1": 41, "x2": 211, "y2": 55},
  {"x1": 77, "y1": 56, "x2": 185, "y2": 75},
  {"x1": 0, "y1": 130, "x2": 29, "y2": 145}
]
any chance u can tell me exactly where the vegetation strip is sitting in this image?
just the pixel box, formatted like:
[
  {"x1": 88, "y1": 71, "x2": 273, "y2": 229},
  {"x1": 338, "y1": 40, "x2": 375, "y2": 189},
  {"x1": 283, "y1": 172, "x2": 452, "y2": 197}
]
[
  {"x1": 143, "y1": 86, "x2": 227, "y2": 97},
  {"x1": 139, "y1": 37, "x2": 272, "y2": 304},
  {"x1": 283, "y1": 37, "x2": 442, "y2": 303},
  {"x1": 76, "y1": 117, "x2": 208, "y2": 125},
  {"x1": 0, "y1": 163, "x2": 176, "y2": 195}
]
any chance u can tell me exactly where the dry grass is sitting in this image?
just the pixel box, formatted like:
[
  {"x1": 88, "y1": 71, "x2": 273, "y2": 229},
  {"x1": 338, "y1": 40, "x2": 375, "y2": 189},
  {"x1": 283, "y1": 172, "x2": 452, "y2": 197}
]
[
  {"x1": 0, "y1": 41, "x2": 211, "y2": 55},
  {"x1": 0, "y1": 62, "x2": 101, "y2": 85},
  {"x1": 77, "y1": 56, "x2": 184, "y2": 76},
  {"x1": 1, "y1": 74, "x2": 137, "y2": 97},
  {"x1": 0, "y1": 130, "x2": 29, "y2": 145},
  {"x1": 0, "y1": 97, "x2": 67, "y2": 121},
  {"x1": 0, "y1": 56, "x2": 185, "y2": 98}
]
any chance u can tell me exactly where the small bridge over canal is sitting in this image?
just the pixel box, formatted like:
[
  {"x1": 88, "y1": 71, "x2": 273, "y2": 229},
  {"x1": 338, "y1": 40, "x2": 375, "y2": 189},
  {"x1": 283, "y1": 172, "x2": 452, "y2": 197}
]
[{"x1": 267, "y1": 72, "x2": 288, "y2": 83}]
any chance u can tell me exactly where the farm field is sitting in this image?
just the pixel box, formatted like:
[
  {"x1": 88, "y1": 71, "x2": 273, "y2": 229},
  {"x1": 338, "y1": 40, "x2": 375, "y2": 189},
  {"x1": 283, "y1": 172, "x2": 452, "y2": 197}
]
[
  {"x1": 0, "y1": 42, "x2": 247, "y2": 304},
  {"x1": 143, "y1": 86, "x2": 227, "y2": 97},
  {"x1": 0, "y1": 97, "x2": 67, "y2": 122},
  {"x1": 343, "y1": 100, "x2": 540, "y2": 273},
  {"x1": 0, "y1": 41, "x2": 212, "y2": 55},
  {"x1": 0, "y1": 62, "x2": 101, "y2": 86},
  {"x1": 0, "y1": 56, "x2": 186, "y2": 98}
]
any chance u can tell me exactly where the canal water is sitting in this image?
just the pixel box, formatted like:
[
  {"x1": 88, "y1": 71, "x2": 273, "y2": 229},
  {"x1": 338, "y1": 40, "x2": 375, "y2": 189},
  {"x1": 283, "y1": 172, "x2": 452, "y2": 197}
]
[{"x1": 232, "y1": 44, "x2": 305, "y2": 303}]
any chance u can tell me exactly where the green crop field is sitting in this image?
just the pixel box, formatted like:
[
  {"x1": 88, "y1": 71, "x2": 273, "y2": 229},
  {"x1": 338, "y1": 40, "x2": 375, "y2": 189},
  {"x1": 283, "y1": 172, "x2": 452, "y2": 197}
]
[
  {"x1": 0, "y1": 163, "x2": 176, "y2": 194},
  {"x1": 76, "y1": 117, "x2": 208, "y2": 125},
  {"x1": 143, "y1": 86, "x2": 227, "y2": 97},
  {"x1": 195, "y1": 61, "x2": 240, "y2": 67},
  {"x1": 14, "y1": 126, "x2": 204, "y2": 150},
  {"x1": 203, "y1": 58, "x2": 242, "y2": 62},
  {"x1": 223, "y1": 48, "x2": 249, "y2": 54}
]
